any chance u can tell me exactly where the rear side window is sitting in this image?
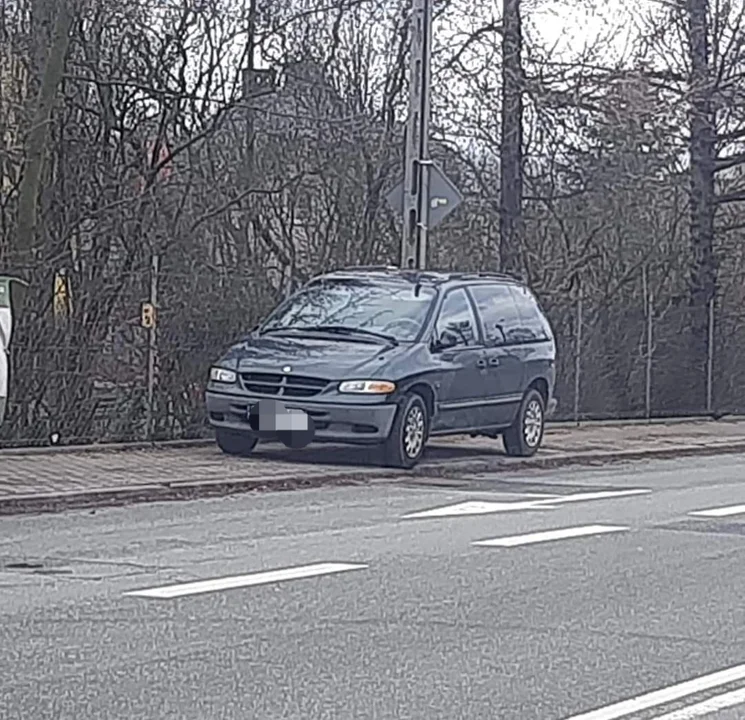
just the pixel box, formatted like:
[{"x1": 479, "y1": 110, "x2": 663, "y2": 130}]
[
  {"x1": 509, "y1": 286, "x2": 552, "y2": 342},
  {"x1": 468, "y1": 284, "x2": 522, "y2": 346}
]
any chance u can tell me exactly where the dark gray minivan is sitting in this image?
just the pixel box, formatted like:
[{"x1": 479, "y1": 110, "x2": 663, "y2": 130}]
[{"x1": 205, "y1": 267, "x2": 557, "y2": 468}]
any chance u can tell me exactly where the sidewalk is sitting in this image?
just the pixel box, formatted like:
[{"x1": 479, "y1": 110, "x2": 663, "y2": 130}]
[{"x1": 2, "y1": 418, "x2": 745, "y2": 514}]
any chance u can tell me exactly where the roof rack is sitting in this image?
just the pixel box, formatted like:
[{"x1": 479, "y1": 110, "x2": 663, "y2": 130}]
[
  {"x1": 324, "y1": 267, "x2": 521, "y2": 284},
  {"x1": 335, "y1": 265, "x2": 401, "y2": 273},
  {"x1": 453, "y1": 271, "x2": 520, "y2": 281}
]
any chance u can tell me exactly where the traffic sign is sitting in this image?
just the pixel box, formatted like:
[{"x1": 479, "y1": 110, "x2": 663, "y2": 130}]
[{"x1": 385, "y1": 162, "x2": 464, "y2": 230}]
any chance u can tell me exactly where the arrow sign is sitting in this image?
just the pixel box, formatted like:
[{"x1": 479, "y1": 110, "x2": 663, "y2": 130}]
[{"x1": 385, "y1": 161, "x2": 464, "y2": 230}]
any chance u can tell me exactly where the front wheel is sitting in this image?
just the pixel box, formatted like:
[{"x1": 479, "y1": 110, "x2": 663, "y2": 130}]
[
  {"x1": 215, "y1": 428, "x2": 259, "y2": 457},
  {"x1": 383, "y1": 393, "x2": 429, "y2": 469},
  {"x1": 503, "y1": 388, "x2": 545, "y2": 457}
]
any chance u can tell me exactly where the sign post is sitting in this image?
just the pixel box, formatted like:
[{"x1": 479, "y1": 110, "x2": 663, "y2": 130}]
[
  {"x1": 389, "y1": 0, "x2": 463, "y2": 269},
  {"x1": 0, "y1": 276, "x2": 29, "y2": 427}
]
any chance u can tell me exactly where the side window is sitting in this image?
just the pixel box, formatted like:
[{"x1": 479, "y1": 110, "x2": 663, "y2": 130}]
[
  {"x1": 509, "y1": 286, "x2": 551, "y2": 342},
  {"x1": 434, "y1": 288, "x2": 478, "y2": 347},
  {"x1": 469, "y1": 284, "x2": 522, "y2": 346}
]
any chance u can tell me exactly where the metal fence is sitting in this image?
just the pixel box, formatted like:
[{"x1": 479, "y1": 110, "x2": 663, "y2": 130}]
[
  {"x1": 547, "y1": 288, "x2": 745, "y2": 423},
  {"x1": 2, "y1": 265, "x2": 744, "y2": 448}
]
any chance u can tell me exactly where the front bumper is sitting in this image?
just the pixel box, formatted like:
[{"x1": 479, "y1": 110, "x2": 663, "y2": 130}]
[{"x1": 205, "y1": 390, "x2": 398, "y2": 444}]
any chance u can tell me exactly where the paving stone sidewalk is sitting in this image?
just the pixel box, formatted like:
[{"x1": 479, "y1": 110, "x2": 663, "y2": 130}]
[{"x1": 1, "y1": 419, "x2": 745, "y2": 506}]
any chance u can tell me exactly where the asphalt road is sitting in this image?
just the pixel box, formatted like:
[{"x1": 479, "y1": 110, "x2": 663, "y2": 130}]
[{"x1": 4, "y1": 454, "x2": 745, "y2": 720}]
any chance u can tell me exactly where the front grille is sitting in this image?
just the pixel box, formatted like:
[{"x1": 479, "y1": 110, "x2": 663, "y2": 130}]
[{"x1": 240, "y1": 372, "x2": 328, "y2": 398}]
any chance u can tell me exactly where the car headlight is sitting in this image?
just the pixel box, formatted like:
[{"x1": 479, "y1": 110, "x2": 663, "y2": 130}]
[
  {"x1": 210, "y1": 367, "x2": 237, "y2": 384},
  {"x1": 338, "y1": 380, "x2": 396, "y2": 394}
]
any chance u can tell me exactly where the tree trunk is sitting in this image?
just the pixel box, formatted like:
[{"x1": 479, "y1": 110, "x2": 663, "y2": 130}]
[
  {"x1": 499, "y1": 0, "x2": 524, "y2": 277},
  {"x1": 686, "y1": 0, "x2": 716, "y2": 412},
  {"x1": 14, "y1": 1, "x2": 73, "y2": 276}
]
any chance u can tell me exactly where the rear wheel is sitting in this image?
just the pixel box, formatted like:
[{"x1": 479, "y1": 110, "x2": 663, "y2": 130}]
[
  {"x1": 503, "y1": 388, "x2": 545, "y2": 457},
  {"x1": 383, "y1": 393, "x2": 429, "y2": 469},
  {"x1": 215, "y1": 428, "x2": 259, "y2": 457}
]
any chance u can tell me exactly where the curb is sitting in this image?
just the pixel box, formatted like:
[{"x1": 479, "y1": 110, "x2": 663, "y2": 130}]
[
  {"x1": 0, "y1": 438, "x2": 215, "y2": 457},
  {"x1": 3, "y1": 439, "x2": 745, "y2": 517},
  {"x1": 2, "y1": 414, "x2": 743, "y2": 457},
  {"x1": 0, "y1": 469, "x2": 383, "y2": 516}
]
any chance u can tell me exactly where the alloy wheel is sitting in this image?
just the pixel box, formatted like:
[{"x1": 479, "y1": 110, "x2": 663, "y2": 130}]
[
  {"x1": 523, "y1": 399, "x2": 543, "y2": 447},
  {"x1": 403, "y1": 404, "x2": 425, "y2": 458}
]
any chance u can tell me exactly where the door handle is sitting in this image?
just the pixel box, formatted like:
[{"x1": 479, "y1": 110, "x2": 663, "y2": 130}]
[
  {"x1": 488, "y1": 357, "x2": 500, "y2": 367},
  {"x1": 476, "y1": 358, "x2": 487, "y2": 369}
]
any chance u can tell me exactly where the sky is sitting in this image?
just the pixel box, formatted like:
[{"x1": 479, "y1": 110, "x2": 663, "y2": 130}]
[
  {"x1": 529, "y1": 0, "x2": 636, "y2": 63},
  {"x1": 528, "y1": 0, "x2": 632, "y2": 59}
]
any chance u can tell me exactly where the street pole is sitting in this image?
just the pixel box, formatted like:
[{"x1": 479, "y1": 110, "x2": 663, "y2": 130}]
[
  {"x1": 245, "y1": 0, "x2": 257, "y2": 181},
  {"x1": 400, "y1": 0, "x2": 433, "y2": 270},
  {"x1": 499, "y1": 0, "x2": 524, "y2": 277},
  {"x1": 145, "y1": 252, "x2": 159, "y2": 441}
]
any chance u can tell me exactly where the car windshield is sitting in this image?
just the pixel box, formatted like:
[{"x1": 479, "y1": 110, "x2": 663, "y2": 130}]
[{"x1": 260, "y1": 278, "x2": 436, "y2": 342}]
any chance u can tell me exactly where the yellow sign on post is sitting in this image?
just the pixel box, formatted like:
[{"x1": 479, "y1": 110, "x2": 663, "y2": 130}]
[
  {"x1": 53, "y1": 269, "x2": 72, "y2": 320},
  {"x1": 141, "y1": 302, "x2": 156, "y2": 329}
]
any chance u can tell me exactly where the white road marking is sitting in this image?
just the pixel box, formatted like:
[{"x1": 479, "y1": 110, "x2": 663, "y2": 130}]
[
  {"x1": 123, "y1": 562, "x2": 368, "y2": 599},
  {"x1": 561, "y1": 662, "x2": 745, "y2": 720},
  {"x1": 403, "y1": 500, "x2": 553, "y2": 519},
  {"x1": 649, "y1": 687, "x2": 745, "y2": 719},
  {"x1": 473, "y1": 524, "x2": 629, "y2": 548},
  {"x1": 403, "y1": 488, "x2": 651, "y2": 519},
  {"x1": 545, "y1": 489, "x2": 651, "y2": 506},
  {"x1": 689, "y1": 504, "x2": 745, "y2": 518}
]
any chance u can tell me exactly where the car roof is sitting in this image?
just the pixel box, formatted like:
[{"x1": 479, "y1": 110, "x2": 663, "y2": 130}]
[{"x1": 311, "y1": 266, "x2": 524, "y2": 289}]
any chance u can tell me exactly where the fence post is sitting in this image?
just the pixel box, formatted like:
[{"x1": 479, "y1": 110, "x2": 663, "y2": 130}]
[
  {"x1": 645, "y1": 289, "x2": 653, "y2": 420},
  {"x1": 573, "y1": 285, "x2": 583, "y2": 426},
  {"x1": 706, "y1": 294, "x2": 714, "y2": 415}
]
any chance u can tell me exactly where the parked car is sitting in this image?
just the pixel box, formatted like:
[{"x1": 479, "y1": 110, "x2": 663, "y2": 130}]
[{"x1": 205, "y1": 266, "x2": 557, "y2": 468}]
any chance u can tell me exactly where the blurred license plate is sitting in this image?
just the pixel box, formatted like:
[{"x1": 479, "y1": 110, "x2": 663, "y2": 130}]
[{"x1": 246, "y1": 403, "x2": 308, "y2": 430}]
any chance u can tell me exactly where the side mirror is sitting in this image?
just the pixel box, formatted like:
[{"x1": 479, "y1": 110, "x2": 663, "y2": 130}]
[{"x1": 432, "y1": 328, "x2": 459, "y2": 352}]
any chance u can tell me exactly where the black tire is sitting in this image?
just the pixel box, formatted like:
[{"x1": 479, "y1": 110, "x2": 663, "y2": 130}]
[
  {"x1": 503, "y1": 388, "x2": 545, "y2": 457},
  {"x1": 383, "y1": 393, "x2": 429, "y2": 469},
  {"x1": 215, "y1": 428, "x2": 259, "y2": 457}
]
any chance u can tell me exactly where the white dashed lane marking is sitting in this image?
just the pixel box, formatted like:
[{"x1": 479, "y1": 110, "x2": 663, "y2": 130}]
[
  {"x1": 649, "y1": 687, "x2": 745, "y2": 719},
  {"x1": 473, "y1": 524, "x2": 628, "y2": 548},
  {"x1": 403, "y1": 499, "x2": 555, "y2": 519},
  {"x1": 689, "y1": 504, "x2": 745, "y2": 518},
  {"x1": 123, "y1": 562, "x2": 368, "y2": 599},
  {"x1": 561, "y1": 662, "x2": 745, "y2": 720},
  {"x1": 403, "y1": 488, "x2": 651, "y2": 519}
]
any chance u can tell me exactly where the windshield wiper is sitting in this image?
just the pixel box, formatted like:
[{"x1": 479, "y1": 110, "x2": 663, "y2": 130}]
[
  {"x1": 263, "y1": 324, "x2": 398, "y2": 345},
  {"x1": 260, "y1": 327, "x2": 304, "y2": 335},
  {"x1": 311, "y1": 325, "x2": 398, "y2": 345}
]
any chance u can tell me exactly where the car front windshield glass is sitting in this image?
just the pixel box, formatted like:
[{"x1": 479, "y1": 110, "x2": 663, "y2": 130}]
[{"x1": 260, "y1": 279, "x2": 436, "y2": 342}]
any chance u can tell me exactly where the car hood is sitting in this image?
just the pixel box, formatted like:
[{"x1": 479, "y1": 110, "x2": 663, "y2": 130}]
[{"x1": 218, "y1": 333, "x2": 403, "y2": 379}]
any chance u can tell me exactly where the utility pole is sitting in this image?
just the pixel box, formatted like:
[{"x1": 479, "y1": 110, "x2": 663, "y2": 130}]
[
  {"x1": 245, "y1": 0, "x2": 257, "y2": 181},
  {"x1": 400, "y1": 0, "x2": 433, "y2": 270},
  {"x1": 499, "y1": 0, "x2": 524, "y2": 277},
  {"x1": 144, "y1": 253, "x2": 159, "y2": 441},
  {"x1": 387, "y1": 0, "x2": 462, "y2": 261}
]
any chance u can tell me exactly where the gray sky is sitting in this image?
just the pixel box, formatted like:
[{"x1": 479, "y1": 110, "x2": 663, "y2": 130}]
[{"x1": 531, "y1": 0, "x2": 636, "y2": 63}]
